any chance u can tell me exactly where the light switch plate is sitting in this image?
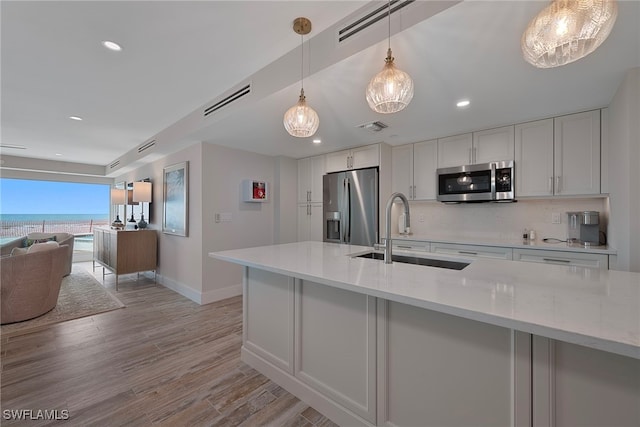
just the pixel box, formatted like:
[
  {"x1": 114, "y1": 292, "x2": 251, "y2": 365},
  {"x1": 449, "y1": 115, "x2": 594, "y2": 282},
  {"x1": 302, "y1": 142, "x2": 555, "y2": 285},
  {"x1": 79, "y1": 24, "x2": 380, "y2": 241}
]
[{"x1": 551, "y1": 212, "x2": 561, "y2": 224}]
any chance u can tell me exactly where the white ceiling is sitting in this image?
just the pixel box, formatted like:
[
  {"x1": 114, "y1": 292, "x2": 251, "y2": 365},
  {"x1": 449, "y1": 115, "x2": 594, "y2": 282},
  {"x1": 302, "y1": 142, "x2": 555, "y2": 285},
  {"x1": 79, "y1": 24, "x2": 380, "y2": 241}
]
[{"x1": 2, "y1": 1, "x2": 639, "y2": 175}]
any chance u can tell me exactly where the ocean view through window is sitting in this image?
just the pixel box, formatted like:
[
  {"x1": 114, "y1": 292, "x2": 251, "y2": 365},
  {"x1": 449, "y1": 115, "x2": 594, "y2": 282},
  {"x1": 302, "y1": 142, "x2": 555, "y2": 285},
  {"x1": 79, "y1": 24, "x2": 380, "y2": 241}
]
[{"x1": 0, "y1": 179, "x2": 110, "y2": 259}]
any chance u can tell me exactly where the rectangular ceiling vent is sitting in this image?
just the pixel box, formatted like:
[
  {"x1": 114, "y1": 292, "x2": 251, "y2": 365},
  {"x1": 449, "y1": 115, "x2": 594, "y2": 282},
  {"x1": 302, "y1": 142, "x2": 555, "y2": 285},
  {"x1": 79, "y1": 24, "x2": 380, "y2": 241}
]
[
  {"x1": 109, "y1": 160, "x2": 121, "y2": 169},
  {"x1": 338, "y1": 0, "x2": 415, "y2": 43},
  {"x1": 137, "y1": 139, "x2": 156, "y2": 154},
  {"x1": 204, "y1": 83, "x2": 252, "y2": 118},
  {"x1": 358, "y1": 121, "x2": 388, "y2": 132}
]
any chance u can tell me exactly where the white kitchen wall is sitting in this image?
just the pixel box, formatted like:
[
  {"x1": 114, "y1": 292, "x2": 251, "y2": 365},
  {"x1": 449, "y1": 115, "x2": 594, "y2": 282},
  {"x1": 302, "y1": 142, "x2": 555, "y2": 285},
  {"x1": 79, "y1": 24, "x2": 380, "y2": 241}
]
[{"x1": 392, "y1": 198, "x2": 608, "y2": 242}]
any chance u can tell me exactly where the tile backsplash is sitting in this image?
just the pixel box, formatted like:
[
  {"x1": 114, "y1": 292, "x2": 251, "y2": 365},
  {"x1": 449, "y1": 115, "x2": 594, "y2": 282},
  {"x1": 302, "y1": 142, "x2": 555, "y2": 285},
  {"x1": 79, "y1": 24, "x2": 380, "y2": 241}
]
[{"x1": 394, "y1": 198, "x2": 608, "y2": 242}]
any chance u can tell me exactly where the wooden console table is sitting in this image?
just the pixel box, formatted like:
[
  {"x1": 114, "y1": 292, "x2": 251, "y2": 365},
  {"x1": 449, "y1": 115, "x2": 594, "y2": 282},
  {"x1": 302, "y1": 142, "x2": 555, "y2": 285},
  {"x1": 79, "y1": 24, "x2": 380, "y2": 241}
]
[{"x1": 93, "y1": 227, "x2": 157, "y2": 291}]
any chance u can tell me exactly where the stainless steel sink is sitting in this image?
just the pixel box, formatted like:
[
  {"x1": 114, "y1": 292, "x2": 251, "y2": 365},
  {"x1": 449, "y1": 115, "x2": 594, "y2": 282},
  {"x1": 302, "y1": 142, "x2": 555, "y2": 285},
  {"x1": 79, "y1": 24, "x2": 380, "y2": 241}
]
[{"x1": 355, "y1": 251, "x2": 470, "y2": 270}]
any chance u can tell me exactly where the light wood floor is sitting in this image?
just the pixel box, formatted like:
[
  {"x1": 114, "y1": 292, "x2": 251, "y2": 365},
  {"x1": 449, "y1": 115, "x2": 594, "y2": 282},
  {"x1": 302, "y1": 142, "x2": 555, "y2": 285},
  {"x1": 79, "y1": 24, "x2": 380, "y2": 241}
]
[{"x1": 1, "y1": 263, "x2": 339, "y2": 427}]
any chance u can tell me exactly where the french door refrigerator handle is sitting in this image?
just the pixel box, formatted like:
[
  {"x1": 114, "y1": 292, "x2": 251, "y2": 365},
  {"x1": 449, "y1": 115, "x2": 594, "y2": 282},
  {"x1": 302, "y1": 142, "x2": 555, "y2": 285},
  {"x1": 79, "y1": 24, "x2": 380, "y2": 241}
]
[{"x1": 344, "y1": 177, "x2": 351, "y2": 243}]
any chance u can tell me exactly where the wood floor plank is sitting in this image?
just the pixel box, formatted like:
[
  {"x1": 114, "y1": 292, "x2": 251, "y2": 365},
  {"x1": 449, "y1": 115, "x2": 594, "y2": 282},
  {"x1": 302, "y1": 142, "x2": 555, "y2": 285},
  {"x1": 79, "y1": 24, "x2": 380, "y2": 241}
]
[{"x1": 0, "y1": 262, "x2": 340, "y2": 427}]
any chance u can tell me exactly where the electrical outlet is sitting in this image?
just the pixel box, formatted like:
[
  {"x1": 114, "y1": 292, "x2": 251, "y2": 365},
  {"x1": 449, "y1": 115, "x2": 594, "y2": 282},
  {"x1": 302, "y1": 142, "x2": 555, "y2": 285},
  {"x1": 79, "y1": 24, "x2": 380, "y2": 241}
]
[
  {"x1": 551, "y1": 212, "x2": 561, "y2": 224},
  {"x1": 418, "y1": 214, "x2": 425, "y2": 222},
  {"x1": 214, "y1": 213, "x2": 221, "y2": 223}
]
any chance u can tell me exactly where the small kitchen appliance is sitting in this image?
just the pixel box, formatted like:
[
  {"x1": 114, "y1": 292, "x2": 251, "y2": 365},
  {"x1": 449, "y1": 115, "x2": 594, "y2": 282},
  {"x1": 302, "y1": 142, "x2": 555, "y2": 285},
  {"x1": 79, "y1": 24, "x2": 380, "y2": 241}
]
[
  {"x1": 567, "y1": 211, "x2": 600, "y2": 246},
  {"x1": 437, "y1": 161, "x2": 515, "y2": 203}
]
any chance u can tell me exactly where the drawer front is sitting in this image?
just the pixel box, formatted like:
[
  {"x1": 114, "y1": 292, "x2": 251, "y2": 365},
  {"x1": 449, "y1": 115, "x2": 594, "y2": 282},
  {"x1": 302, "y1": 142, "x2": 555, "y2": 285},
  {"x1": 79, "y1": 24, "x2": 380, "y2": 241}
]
[
  {"x1": 431, "y1": 243, "x2": 513, "y2": 260},
  {"x1": 393, "y1": 241, "x2": 430, "y2": 253},
  {"x1": 513, "y1": 249, "x2": 608, "y2": 269}
]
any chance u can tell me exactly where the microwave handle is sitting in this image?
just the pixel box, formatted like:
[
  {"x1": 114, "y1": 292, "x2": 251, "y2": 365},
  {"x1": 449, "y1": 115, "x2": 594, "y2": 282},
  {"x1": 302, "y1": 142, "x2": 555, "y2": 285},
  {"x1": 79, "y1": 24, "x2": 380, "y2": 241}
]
[{"x1": 490, "y1": 162, "x2": 497, "y2": 200}]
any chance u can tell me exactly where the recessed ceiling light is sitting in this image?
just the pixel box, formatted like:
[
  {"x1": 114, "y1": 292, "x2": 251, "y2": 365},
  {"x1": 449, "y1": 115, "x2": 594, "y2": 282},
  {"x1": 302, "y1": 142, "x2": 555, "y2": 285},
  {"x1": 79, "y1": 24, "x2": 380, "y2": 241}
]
[
  {"x1": 55, "y1": 153, "x2": 63, "y2": 156},
  {"x1": 102, "y1": 40, "x2": 122, "y2": 51},
  {"x1": 69, "y1": 116, "x2": 83, "y2": 121},
  {"x1": 456, "y1": 100, "x2": 471, "y2": 108},
  {"x1": 312, "y1": 139, "x2": 322, "y2": 144}
]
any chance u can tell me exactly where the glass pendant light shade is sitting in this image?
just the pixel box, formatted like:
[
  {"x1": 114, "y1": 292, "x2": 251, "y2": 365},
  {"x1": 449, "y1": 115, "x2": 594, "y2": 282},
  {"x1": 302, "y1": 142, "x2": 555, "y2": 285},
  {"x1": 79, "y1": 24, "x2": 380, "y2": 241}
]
[
  {"x1": 283, "y1": 88, "x2": 320, "y2": 138},
  {"x1": 522, "y1": 0, "x2": 618, "y2": 68},
  {"x1": 366, "y1": 48, "x2": 414, "y2": 114}
]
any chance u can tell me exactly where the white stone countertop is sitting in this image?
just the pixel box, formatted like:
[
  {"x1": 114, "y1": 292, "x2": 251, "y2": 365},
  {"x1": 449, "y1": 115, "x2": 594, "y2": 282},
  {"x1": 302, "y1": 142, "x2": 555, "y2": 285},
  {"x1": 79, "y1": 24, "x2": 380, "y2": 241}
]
[
  {"x1": 389, "y1": 233, "x2": 616, "y2": 254},
  {"x1": 209, "y1": 241, "x2": 639, "y2": 360}
]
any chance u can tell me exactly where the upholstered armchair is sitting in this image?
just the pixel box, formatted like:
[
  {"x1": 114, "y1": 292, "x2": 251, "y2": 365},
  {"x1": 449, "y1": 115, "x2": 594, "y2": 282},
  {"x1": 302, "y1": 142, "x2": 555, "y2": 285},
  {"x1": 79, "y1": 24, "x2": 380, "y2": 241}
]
[
  {"x1": 1, "y1": 232, "x2": 74, "y2": 276},
  {"x1": 1, "y1": 244, "x2": 69, "y2": 324}
]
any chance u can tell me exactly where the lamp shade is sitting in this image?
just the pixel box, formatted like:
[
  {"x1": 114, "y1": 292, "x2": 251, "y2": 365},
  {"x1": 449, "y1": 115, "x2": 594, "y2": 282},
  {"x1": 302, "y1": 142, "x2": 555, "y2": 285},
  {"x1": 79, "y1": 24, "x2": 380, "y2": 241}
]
[
  {"x1": 132, "y1": 181, "x2": 152, "y2": 203},
  {"x1": 521, "y1": 0, "x2": 618, "y2": 68},
  {"x1": 110, "y1": 188, "x2": 126, "y2": 205},
  {"x1": 283, "y1": 89, "x2": 320, "y2": 138},
  {"x1": 366, "y1": 49, "x2": 414, "y2": 114}
]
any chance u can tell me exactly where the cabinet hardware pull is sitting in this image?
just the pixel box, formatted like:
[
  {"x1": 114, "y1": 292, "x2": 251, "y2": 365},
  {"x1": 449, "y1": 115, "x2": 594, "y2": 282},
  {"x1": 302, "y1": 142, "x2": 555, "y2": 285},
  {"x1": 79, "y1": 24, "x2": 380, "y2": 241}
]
[
  {"x1": 468, "y1": 148, "x2": 472, "y2": 165},
  {"x1": 397, "y1": 245, "x2": 412, "y2": 249},
  {"x1": 543, "y1": 258, "x2": 570, "y2": 263},
  {"x1": 458, "y1": 251, "x2": 477, "y2": 255},
  {"x1": 549, "y1": 177, "x2": 553, "y2": 194},
  {"x1": 556, "y1": 176, "x2": 561, "y2": 194}
]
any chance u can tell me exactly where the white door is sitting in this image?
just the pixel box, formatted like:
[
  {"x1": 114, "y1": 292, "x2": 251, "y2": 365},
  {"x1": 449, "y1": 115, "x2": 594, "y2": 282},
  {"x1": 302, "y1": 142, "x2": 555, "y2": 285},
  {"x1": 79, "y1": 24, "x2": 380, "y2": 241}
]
[
  {"x1": 309, "y1": 155, "x2": 326, "y2": 203},
  {"x1": 413, "y1": 139, "x2": 438, "y2": 200},
  {"x1": 297, "y1": 157, "x2": 311, "y2": 204},
  {"x1": 351, "y1": 145, "x2": 379, "y2": 170},
  {"x1": 309, "y1": 203, "x2": 324, "y2": 242},
  {"x1": 392, "y1": 145, "x2": 414, "y2": 198},
  {"x1": 297, "y1": 204, "x2": 310, "y2": 242},
  {"x1": 437, "y1": 133, "x2": 473, "y2": 167},
  {"x1": 515, "y1": 119, "x2": 554, "y2": 197},
  {"x1": 325, "y1": 149, "x2": 351, "y2": 173},
  {"x1": 554, "y1": 110, "x2": 601, "y2": 195},
  {"x1": 473, "y1": 125, "x2": 515, "y2": 164}
]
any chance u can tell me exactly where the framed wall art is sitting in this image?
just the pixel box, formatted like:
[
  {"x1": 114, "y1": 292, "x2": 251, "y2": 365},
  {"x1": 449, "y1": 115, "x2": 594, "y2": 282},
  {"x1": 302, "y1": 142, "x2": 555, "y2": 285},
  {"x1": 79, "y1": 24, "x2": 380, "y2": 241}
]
[{"x1": 162, "y1": 161, "x2": 189, "y2": 236}]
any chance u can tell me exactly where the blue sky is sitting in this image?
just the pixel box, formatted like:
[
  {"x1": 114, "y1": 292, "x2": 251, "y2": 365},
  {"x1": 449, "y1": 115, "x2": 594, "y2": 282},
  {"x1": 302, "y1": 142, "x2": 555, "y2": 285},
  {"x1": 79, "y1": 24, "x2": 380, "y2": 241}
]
[{"x1": 0, "y1": 178, "x2": 110, "y2": 214}]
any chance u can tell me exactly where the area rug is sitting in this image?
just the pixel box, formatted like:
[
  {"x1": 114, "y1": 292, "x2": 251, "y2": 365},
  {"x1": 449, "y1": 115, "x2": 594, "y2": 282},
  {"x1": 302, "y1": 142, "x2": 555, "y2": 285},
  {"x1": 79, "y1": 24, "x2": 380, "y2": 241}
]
[{"x1": 1, "y1": 269, "x2": 125, "y2": 337}]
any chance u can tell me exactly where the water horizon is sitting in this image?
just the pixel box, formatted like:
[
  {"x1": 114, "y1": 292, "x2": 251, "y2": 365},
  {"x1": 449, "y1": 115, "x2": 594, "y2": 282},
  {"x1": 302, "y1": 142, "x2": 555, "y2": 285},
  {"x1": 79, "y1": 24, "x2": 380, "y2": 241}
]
[{"x1": 0, "y1": 213, "x2": 109, "y2": 221}]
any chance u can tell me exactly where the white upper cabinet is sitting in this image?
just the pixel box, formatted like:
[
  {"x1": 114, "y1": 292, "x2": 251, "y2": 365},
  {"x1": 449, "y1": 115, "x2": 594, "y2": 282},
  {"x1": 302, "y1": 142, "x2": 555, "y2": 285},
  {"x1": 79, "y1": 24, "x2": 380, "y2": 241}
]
[
  {"x1": 515, "y1": 119, "x2": 555, "y2": 197},
  {"x1": 392, "y1": 140, "x2": 437, "y2": 200},
  {"x1": 326, "y1": 144, "x2": 380, "y2": 173},
  {"x1": 473, "y1": 125, "x2": 515, "y2": 164},
  {"x1": 437, "y1": 126, "x2": 514, "y2": 168},
  {"x1": 515, "y1": 111, "x2": 601, "y2": 197},
  {"x1": 297, "y1": 155, "x2": 325, "y2": 204},
  {"x1": 392, "y1": 145, "x2": 414, "y2": 198},
  {"x1": 554, "y1": 110, "x2": 601, "y2": 196},
  {"x1": 437, "y1": 133, "x2": 473, "y2": 168}
]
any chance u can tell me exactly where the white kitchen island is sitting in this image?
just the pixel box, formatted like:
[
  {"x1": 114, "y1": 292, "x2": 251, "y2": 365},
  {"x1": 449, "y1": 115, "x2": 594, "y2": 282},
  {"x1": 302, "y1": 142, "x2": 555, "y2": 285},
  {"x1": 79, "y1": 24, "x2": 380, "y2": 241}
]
[{"x1": 210, "y1": 241, "x2": 639, "y2": 427}]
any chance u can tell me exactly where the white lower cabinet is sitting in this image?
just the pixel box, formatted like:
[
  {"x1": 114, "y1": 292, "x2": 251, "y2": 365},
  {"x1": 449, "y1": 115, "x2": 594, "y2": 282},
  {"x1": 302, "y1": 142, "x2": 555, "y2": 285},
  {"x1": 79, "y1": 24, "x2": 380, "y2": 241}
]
[
  {"x1": 532, "y1": 336, "x2": 640, "y2": 427},
  {"x1": 431, "y1": 242, "x2": 513, "y2": 260},
  {"x1": 297, "y1": 203, "x2": 323, "y2": 242},
  {"x1": 513, "y1": 248, "x2": 608, "y2": 269},
  {"x1": 295, "y1": 281, "x2": 377, "y2": 423},
  {"x1": 378, "y1": 300, "x2": 529, "y2": 427}
]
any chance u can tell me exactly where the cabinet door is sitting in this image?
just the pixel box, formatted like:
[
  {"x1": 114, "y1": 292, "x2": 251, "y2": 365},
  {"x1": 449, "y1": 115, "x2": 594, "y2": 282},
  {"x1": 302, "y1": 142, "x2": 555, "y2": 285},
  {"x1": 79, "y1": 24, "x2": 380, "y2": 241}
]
[
  {"x1": 296, "y1": 281, "x2": 377, "y2": 423},
  {"x1": 392, "y1": 145, "x2": 414, "y2": 198},
  {"x1": 351, "y1": 144, "x2": 379, "y2": 170},
  {"x1": 244, "y1": 268, "x2": 295, "y2": 374},
  {"x1": 473, "y1": 125, "x2": 515, "y2": 164},
  {"x1": 515, "y1": 119, "x2": 554, "y2": 197},
  {"x1": 308, "y1": 155, "x2": 326, "y2": 203},
  {"x1": 554, "y1": 110, "x2": 601, "y2": 195},
  {"x1": 413, "y1": 139, "x2": 438, "y2": 200},
  {"x1": 437, "y1": 133, "x2": 473, "y2": 168},
  {"x1": 309, "y1": 203, "x2": 324, "y2": 242},
  {"x1": 297, "y1": 204, "x2": 310, "y2": 242},
  {"x1": 325, "y1": 149, "x2": 351, "y2": 173},
  {"x1": 297, "y1": 157, "x2": 311, "y2": 204},
  {"x1": 513, "y1": 248, "x2": 608, "y2": 269}
]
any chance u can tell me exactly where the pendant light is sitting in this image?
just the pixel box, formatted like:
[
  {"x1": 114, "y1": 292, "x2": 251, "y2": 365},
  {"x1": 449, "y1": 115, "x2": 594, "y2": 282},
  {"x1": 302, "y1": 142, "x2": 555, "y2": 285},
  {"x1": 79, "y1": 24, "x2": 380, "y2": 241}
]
[
  {"x1": 366, "y1": 0, "x2": 414, "y2": 114},
  {"x1": 283, "y1": 17, "x2": 319, "y2": 138},
  {"x1": 522, "y1": 0, "x2": 618, "y2": 68}
]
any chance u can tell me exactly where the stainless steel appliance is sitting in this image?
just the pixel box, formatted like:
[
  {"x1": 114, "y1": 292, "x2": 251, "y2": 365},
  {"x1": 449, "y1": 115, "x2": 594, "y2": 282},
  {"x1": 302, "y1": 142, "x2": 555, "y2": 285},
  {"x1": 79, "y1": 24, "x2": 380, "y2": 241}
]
[
  {"x1": 437, "y1": 160, "x2": 515, "y2": 202},
  {"x1": 323, "y1": 167, "x2": 378, "y2": 246},
  {"x1": 567, "y1": 211, "x2": 600, "y2": 246}
]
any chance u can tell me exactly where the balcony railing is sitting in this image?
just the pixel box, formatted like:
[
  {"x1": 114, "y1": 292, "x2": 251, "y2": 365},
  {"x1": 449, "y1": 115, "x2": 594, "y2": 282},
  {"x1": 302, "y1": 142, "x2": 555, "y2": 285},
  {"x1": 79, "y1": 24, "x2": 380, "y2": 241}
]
[{"x1": 0, "y1": 219, "x2": 110, "y2": 238}]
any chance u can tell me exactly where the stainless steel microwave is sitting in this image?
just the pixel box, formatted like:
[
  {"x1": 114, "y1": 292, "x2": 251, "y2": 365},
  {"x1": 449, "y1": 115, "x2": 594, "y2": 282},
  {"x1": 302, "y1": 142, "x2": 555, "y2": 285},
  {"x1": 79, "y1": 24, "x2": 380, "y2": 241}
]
[{"x1": 437, "y1": 161, "x2": 515, "y2": 202}]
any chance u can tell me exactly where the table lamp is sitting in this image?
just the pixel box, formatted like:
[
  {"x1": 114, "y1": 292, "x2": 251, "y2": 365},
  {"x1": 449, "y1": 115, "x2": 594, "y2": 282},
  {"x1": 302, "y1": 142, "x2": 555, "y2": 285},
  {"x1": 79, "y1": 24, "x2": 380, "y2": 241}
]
[
  {"x1": 110, "y1": 188, "x2": 126, "y2": 229},
  {"x1": 133, "y1": 181, "x2": 152, "y2": 229}
]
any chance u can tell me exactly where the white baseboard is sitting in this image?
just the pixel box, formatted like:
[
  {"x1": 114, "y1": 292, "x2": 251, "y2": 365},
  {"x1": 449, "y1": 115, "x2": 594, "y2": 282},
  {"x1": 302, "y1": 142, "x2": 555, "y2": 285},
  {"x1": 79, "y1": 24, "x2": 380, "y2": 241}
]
[{"x1": 154, "y1": 272, "x2": 241, "y2": 305}]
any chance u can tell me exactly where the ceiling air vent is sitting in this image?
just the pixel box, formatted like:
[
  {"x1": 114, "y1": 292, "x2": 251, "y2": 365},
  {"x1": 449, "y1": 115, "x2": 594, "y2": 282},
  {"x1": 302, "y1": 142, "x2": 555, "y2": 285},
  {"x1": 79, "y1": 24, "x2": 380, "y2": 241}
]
[
  {"x1": 338, "y1": 0, "x2": 415, "y2": 43},
  {"x1": 204, "y1": 83, "x2": 252, "y2": 117},
  {"x1": 137, "y1": 140, "x2": 156, "y2": 154},
  {"x1": 358, "y1": 121, "x2": 388, "y2": 132},
  {"x1": 109, "y1": 160, "x2": 121, "y2": 169},
  {"x1": 0, "y1": 144, "x2": 26, "y2": 150}
]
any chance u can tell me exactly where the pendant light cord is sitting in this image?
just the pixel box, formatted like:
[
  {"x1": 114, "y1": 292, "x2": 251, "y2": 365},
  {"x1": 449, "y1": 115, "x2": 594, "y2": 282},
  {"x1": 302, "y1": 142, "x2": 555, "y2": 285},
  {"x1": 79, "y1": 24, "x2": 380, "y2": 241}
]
[
  {"x1": 300, "y1": 34, "x2": 304, "y2": 92},
  {"x1": 387, "y1": 0, "x2": 391, "y2": 51}
]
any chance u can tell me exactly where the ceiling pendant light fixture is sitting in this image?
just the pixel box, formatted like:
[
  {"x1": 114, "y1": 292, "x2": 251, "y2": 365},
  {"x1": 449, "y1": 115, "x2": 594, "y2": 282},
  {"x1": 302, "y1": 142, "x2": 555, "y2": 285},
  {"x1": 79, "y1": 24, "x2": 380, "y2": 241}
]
[
  {"x1": 366, "y1": 0, "x2": 414, "y2": 114},
  {"x1": 521, "y1": 0, "x2": 618, "y2": 68},
  {"x1": 283, "y1": 17, "x2": 319, "y2": 138}
]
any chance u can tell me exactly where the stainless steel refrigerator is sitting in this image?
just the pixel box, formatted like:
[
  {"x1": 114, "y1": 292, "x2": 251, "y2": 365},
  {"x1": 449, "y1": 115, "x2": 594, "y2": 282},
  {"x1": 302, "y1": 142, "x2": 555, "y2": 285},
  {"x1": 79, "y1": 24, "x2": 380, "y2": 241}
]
[{"x1": 323, "y1": 167, "x2": 378, "y2": 246}]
